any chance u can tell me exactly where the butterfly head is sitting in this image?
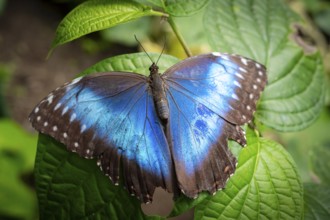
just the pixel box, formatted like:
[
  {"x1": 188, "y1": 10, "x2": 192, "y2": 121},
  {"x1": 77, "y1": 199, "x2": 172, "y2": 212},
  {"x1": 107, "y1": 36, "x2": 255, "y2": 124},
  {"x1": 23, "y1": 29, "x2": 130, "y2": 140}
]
[{"x1": 149, "y1": 63, "x2": 159, "y2": 75}]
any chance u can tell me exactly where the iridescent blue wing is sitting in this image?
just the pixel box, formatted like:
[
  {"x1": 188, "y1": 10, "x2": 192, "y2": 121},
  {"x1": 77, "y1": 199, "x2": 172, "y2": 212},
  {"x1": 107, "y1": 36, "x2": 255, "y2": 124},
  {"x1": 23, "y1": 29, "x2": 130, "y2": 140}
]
[
  {"x1": 29, "y1": 73, "x2": 174, "y2": 203},
  {"x1": 163, "y1": 53, "x2": 267, "y2": 197}
]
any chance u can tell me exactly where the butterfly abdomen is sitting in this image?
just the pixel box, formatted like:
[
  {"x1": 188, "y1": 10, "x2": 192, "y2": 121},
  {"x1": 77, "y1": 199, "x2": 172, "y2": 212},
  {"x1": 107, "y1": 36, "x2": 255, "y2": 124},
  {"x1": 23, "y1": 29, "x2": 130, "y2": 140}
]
[{"x1": 150, "y1": 63, "x2": 169, "y2": 120}]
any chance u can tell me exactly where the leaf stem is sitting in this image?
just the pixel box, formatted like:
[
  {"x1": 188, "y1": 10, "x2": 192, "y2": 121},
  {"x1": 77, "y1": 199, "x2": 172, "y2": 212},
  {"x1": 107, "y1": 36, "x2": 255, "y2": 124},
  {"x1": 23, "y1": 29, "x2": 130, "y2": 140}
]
[{"x1": 168, "y1": 17, "x2": 192, "y2": 57}]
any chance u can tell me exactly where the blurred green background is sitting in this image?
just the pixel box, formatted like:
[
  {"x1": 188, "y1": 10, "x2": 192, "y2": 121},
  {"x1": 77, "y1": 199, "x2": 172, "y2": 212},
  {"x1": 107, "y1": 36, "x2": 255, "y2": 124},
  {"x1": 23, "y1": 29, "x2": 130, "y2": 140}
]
[{"x1": 0, "y1": 0, "x2": 329, "y2": 219}]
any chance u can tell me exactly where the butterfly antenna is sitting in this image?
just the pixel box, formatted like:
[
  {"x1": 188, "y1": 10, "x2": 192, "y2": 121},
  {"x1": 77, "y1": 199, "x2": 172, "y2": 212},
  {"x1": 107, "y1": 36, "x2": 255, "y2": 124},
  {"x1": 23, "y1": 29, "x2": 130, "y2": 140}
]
[
  {"x1": 134, "y1": 35, "x2": 154, "y2": 63},
  {"x1": 156, "y1": 36, "x2": 166, "y2": 65}
]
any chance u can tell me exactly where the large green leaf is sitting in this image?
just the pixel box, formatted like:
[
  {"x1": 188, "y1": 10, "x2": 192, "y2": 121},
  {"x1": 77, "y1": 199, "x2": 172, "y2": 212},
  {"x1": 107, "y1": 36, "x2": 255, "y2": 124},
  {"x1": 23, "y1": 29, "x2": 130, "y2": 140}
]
[
  {"x1": 195, "y1": 129, "x2": 303, "y2": 219},
  {"x1": 80, "y1": 52, "x2": 180, "y2": 76},
  {"x1": 304, "y1": 183, "x2": 330, "y2": 220},
  {"x1": 100, "y1": 17, "x2": 152, "y2": 46},
  {"x1": 51, "y1": 0, "x2": 165, "y2": 51},
  {"x1": 35, "y1": 53, "x2": 179, "y2": 219},
  {"x1": 148, "y1": 0, "x2": 210, "y2": 16},
  {"x1": 204, "y1": 0, "x2": 325, "y2": 132},
  {"x1": 35, "y1": 134, "x2": 149, "y2": 219}
]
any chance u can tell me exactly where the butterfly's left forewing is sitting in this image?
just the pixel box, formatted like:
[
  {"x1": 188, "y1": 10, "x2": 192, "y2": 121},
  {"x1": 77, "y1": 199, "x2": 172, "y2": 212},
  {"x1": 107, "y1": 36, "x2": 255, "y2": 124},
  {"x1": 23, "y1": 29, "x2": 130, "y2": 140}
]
[
  {"x1": 29, "y1": 73, "x2": 175, "y2": 203},
  {"x1": 163, "y1": 53, "x2": 267, "y2": 197}
]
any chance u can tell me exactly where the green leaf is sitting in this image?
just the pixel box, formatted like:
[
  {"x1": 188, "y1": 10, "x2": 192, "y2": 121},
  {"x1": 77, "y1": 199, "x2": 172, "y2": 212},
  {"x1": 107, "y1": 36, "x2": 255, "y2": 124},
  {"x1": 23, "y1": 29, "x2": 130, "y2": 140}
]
[
  {"x1": 35, "y1": 134, "x2": 148, "y2": 219},
  {"x1": 204, "y1": 0, "x2": 325, "y2": 132},
  {"x1": 309, "y1": 143, "x2": 330, "y2": 184},
  {"x1": 276, "y1": 109, "x2": 330, "y2": 182},
  {"x1": 304, "y1": 183, "x2": 330, "y2": 220},
  {"x1": 169, "y1": 193, "x2": 208, "y2": 217},
  {"x1": 0, "y1": 119, "x2": 38, "y2": 219},
  {"x1": 101, "y1": 17, "x2": 152, "y2": 46},
  {"x1": 195, "y1": 129, "x2": 303, "y2": 219},
  {"x1": 51, "y1": 0, "x2": 165, "y2": 51},
  {"x1": 160, "y1": 0, "x2": 210, "y2": 16},
  {"x1": 35, "y1": 53, "x2": 180, "y2": 219},
  {"x1": 145, "y1": 0, "x2": 163, "y2": 7},
  {"x1": 80, "y1": 52, "x2": 180, "y2": 76},
  {"x1": 314, "y1": 8, "x2": 330, "y2": 36}
]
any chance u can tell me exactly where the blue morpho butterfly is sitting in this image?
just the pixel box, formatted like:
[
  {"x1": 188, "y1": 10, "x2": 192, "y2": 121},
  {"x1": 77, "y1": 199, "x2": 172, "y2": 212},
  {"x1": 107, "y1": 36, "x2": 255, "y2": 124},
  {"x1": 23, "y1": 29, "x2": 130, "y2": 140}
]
[{"x1": 29, "y1": 52, "x2": 267, "y2": 203}]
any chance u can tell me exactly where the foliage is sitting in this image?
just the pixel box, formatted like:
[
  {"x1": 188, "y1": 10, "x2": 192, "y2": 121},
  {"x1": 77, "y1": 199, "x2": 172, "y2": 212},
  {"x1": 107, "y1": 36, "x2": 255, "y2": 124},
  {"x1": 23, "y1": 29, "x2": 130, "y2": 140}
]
[
  {"x1": 2, "y1": 0, "x2": 326, "y2": 219},
  {"x1": 0, "y1": 119, "x2": 38, "y2": 219},
  {"x1": 303, "y1": 142, "x2": 330, "y2": 219},
  {"x1": 195, "y1": 129, "x2": 303, "y2": 219}
]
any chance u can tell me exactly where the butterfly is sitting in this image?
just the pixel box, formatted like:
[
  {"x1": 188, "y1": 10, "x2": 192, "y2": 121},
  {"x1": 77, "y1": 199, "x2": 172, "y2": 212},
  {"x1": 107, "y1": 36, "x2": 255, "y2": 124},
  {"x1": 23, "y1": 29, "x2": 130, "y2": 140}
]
[{"x1": 29, "y1": 52, "x2": 267, "y2": 203}]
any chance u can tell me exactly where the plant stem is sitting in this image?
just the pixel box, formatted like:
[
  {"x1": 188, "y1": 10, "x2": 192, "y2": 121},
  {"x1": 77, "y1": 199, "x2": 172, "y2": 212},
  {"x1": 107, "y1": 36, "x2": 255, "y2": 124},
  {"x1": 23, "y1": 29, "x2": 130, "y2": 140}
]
[{"x1": 168, "y1": 17, "x2": 192, "y2": 57}]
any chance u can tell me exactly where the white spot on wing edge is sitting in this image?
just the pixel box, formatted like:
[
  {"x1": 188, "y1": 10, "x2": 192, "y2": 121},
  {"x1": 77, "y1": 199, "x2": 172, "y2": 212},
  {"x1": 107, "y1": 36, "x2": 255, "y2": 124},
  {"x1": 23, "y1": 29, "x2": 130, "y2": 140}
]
[
  {"x1": 34, "y1": 107, "x2": 39, "y2": 113},
  {"x1": 74, "y1": 142, "x2": 79, "y2": 148},
  {"x1": 70, "y1": 113, "x2": 76, "y2": 122},
  {"x1": 62, "y1": 106, "x2": 69, "y2": 115},
  {"x1": 47, "y1": 94, "x2": 54, "y2": 105},
  {"x1": 258, "y1": 70, "x2": 263, "y2": 76},
  {"x1": 256, "y1": 63, "x2": 261, "y2": 69},
  {"x1": 239, "y1": 67, "x2": 247, "y2": 73},
  {"x1": 236, "y1": 72, "x2": 244, "y2": 79},
  {"x1": 43, "y1": 121, "x2": 48, "y2": 127},
  {"x1": 232, "y1": 94, "x2": 239, "y2": 100},
  {"x1": 63, "y1": 132, "x2": 68, "y2": 138},
  {"x1": 68, "y1": 76, "x2": 83, "y2": 87},
  {"x1": 81, "y1": 124, "x2": 87, "y2": 133},
  {"x1": 52, "y1": 126, "x2": 58, "y2": 131},
  {"x1": 54, "y1": 103, "x2": 61, "y2": 111},
  {"x1": 37, "y1": 116, "x2": 41, "y2": 121},
  {"x1": 234, "y1": 80, "x2": 241, "y2": 88},
  {"x1": 211, "y1": 52, "x2": 221, "y2": 56},
  {"x1": 241, "y1": 58, "x2": 248, "y2": 65}
]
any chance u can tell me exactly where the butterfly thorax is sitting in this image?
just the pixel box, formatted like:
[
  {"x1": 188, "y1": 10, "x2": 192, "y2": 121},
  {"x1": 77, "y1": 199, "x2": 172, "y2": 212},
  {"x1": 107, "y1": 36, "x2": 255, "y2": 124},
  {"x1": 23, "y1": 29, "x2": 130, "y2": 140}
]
[{"x1": 149, "y1": 63, "x2": 169, "y2": 120}]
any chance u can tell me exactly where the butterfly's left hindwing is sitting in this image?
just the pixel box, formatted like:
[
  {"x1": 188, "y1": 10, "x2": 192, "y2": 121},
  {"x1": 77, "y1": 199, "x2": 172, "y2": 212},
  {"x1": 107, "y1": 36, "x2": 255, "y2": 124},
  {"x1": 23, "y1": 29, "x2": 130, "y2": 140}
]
[{"x1": 29, "y1": 72, "x2": 175, "y2": 203}]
